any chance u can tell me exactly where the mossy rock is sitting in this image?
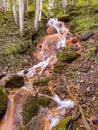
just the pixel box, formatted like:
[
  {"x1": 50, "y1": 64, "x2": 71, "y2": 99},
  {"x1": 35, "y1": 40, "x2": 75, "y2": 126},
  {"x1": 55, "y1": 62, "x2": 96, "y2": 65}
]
[
  {"x1": 33, "y1": 77, "x2": 50, "y2": 86},
  {"x1": 38, "y1": 97, "x2": 51, "y2": 108},
  {"x1": 22, "y1": 96, "x2": 38, "y2": 125},
  {"x1": 52, "y1": 116, "x2": 72, "y2": 130},
  {"x1": 53, "y1": 63, "x2": 66, "y2": 74},
  {"x1": 39, "y1": 87, "x2": 51, "y2": 96},
  {"x1": 1, "y1": 74, "x2": 24, "y2": 88},
  {"x1": 0, "y1": 85, "x2": 8, "y2": 118},
  {"x1": 57, "y1": 47, "x2": 79, "y2": 62}
]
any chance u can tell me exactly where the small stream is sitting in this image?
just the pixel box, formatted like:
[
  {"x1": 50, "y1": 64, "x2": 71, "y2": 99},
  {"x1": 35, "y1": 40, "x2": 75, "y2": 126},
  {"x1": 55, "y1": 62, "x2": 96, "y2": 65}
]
[{"x1": 0, "y1": 18, "x2": 75, "y2": 130}]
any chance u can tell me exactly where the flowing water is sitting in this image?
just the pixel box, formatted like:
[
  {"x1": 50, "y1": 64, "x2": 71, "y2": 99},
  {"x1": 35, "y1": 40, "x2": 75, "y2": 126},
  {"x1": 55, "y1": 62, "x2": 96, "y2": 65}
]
[{"x1": 0, "y1": 18, "x2": 75, "y2": 130}]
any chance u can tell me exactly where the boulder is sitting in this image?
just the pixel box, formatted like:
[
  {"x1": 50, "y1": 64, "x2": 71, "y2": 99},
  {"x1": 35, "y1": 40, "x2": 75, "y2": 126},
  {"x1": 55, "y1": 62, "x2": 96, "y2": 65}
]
[
  {"x1": 79, "y1": 31, "x2": 94, "y2": 41},
  {"x1": 22, "y1": 115, "x2": 45, "y2": 130},
  {"x1": 0, "y1": 74, "x2": 24, "y2": 88}
]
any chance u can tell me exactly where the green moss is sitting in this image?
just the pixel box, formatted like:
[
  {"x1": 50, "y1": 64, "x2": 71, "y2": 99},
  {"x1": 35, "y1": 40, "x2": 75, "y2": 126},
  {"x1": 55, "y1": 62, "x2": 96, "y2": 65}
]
[
  {"x1": 52, "y1": 116, "x2": 72, "y2": 130},
  {"x1": 0, "y1": 85, "x2": 8, "y2": 118},
  {"x1": 5, "y1": 75, "x2": 24, "y2": 88},
  {"x1": 33, "y1": 77, "x2": 50, "y2": 86},
  {"x1": 39, "y1": 87, "x2": 51, "y2": 95},
  {"x1": 53, "y1": 63, "x2": 66, "y2": 74},
  {"x1": 38, "y1": 97, "x2": 51, "y2": 107},
  {"x1": 86, "y1": 45, "x2": 98, "y2": 60},
  {"x1": 4, "y1": 44, "x2": 21, "y2": 55},
  {"x1": 57, "y1": 47, "x2": 78, "y2": 62},
  {"x1": 22, "y1": 96, "x2": 38, "y2": 125}
]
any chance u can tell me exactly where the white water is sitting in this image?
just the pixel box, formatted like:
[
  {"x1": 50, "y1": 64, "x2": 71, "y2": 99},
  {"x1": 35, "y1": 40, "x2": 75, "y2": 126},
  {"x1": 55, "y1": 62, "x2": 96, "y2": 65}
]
[
  {"x1": 47, "y1": 94, "x2": 74, "y2": 129},
  {"x1": 47, "y1": 18, "x2": 69, "y2": 34}
]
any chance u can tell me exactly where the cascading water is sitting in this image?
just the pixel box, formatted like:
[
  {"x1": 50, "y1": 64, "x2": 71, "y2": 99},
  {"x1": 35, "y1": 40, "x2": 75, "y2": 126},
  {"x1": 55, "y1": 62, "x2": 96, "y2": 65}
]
[{"x1": 0, "y1": 18, "x2": 76, "y2": 130}]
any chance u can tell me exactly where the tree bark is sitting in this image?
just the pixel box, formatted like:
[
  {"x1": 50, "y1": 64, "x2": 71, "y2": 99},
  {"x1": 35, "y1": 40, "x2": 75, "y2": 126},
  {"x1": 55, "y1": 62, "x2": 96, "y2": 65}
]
[
  {"x1": 18, "y1": 0, "x2": 25, "y2": 37},
  {"x1": 12, "y1": 0, "x2": 18, "y2": 26},
  {"x1": 33, "y1": 0, "x2": 42, "y2": 33},
  {"x1": 62, "y1": 0, "x2": 67, "y2": 13}
]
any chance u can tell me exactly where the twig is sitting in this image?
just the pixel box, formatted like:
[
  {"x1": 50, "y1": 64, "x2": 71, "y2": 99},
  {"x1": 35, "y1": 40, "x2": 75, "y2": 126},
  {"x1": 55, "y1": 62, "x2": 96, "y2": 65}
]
[{"x1": 79, "y1": 105, "x2": 91, "y2": 130}]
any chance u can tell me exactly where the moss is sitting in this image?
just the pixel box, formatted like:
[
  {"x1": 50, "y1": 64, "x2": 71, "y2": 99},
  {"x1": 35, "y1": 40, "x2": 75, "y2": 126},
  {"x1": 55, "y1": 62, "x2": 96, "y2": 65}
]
[
  {"x1": 53, "y1": 63, "x2": 66, "y2": 74},
  {"x1": 57, "y1": 47, "x2": 78, "y2": 62},
  {"x1": 39, "y1": 87, "x2": 51, "y2": 95},
  {"x1": 4, "y1": 44, "x2": 21, "y2": 55},
  {"x1": 5, "y1": 75, "x2": 24, "y2": 88},
  {"x1": 38, "y1": 97, "x2": 51, "y2": 107},
  {"x1": 52, "y1": 116, "x2": 72, "y2": 130},
  {"x1": 86, "y1": 45, "x2": 98, "y2": 60},
  {"x1": 22, "y1": 96, "x2": 38, "y2": 125},
  {"x1": 33, "y1": 77, "x2": 50, "y2": 86},
  {"x1": 0, "y1": 85, "x2": 8, "y2": 118}
]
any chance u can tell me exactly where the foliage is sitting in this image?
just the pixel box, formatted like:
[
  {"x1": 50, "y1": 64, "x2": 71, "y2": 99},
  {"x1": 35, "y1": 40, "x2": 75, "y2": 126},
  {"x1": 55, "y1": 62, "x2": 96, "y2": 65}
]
[{"x1": 0, "y1": 85, "x2": 8, "y2": 118}]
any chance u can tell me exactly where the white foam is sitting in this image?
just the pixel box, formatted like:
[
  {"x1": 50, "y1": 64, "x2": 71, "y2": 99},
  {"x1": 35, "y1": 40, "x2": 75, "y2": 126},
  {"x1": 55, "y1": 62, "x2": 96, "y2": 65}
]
[{"x1": 53, "y1": 94, "x2": 74, "y2": 109}]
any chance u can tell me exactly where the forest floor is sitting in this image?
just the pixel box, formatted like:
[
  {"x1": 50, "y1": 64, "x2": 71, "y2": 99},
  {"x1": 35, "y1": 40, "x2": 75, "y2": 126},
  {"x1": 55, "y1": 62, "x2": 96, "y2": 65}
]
[{"x1": 0, "y1": 5, "x2": 98, "y2": 129}]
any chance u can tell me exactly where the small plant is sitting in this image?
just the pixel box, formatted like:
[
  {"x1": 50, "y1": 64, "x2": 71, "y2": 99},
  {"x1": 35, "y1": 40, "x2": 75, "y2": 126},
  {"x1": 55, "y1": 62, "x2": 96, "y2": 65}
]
[
  {"x1": 52, "y1": 116, "x2": 71, "y2": 130},
  {"x1": 33, "y1": 77, "x2": 50, "y2": 86}
]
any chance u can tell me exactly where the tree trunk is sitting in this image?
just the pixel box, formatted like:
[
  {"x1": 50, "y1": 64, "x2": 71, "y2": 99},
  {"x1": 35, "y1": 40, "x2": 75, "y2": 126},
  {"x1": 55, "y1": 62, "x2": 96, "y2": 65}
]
[
  {"x1": 33, "y1": 0, "x2": 42, "y2": 33},
  {"x1": 12, "y1": 0, "x2": 18, "y2": 26},
  {"x1": 0, "y1": 0, "x2": 3, "y2": 11},
  {"x1": 18, "y1": 0, "x2": 25, "y2": 37},
  {"x1": 62, "y1": 0, "x2": 67, "y2": 13}
]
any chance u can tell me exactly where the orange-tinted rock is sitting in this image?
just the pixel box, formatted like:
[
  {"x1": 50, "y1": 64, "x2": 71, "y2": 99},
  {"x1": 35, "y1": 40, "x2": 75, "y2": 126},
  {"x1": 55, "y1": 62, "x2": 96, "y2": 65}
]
[{"x1": 47, "y1": 26, "x2": 56, "y2": 34}]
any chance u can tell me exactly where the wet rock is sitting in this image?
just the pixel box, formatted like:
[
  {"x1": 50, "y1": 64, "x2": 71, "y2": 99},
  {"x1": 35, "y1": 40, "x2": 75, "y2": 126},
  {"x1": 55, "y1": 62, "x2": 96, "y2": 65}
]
[
  {"x1": 12, "y1": 89, "x2": 35, "y2": 130},
  {"x1": 79, "y1": 31, "x2": 94, "y2": 41},
  {"x1": 0, "y1": 85, "x2": 8, "y2": 118},
  {"x1": 22, "y1": 115, "x2": 45, "y2": 130},
  {"x1": 22, "y1": 95, "x2": 39, "y2": 125},
  {"x1": 0, "y1": 74, "x2": 24, "y2": 88}
]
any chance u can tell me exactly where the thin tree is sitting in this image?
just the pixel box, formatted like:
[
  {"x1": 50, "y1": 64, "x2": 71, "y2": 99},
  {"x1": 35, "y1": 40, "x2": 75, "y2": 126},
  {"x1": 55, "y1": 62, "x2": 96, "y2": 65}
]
[
  {"x1": 33, "y1": 0, "x2": 42, "y2": 33},
  {"x1": 12, "y1": 0, "x2": 18, "y2": 26},
  {"x1": 18, "y1": 0, "x2": 25, "y2": 37},
  {"x1": 62, "y1": 0, "x2": 67, "y2": 13}
]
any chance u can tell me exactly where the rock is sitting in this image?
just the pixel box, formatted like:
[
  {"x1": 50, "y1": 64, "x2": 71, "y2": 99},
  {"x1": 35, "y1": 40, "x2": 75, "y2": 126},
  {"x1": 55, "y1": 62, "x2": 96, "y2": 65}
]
[
  {"x1": 79, "y1": 31, "x2": 94, "y2": 41},
  {"x1": 0, "y1": 74, "x2": 6, "y2": 80},
  {"x1": 22, "y1": 115, "x2": 45, "y2": 130},
  {"x1": 11, "y1": 89, "x2": 35, "y2": 130},
  {"x1": 0, "y1": 74, "x2": 24, "y2": 88},
  {"x1": 55, "y1": 86, "x2": 67, "y2": 99},
  {"x1": 57, "y1": 47, "x2": 79, "y2": 62},
  {"x1": 22, "y1": 95, "x2": 39, "y2": 125},
  {"x1": 0, "y1": 85, "x2": 8, "y2": 118}
]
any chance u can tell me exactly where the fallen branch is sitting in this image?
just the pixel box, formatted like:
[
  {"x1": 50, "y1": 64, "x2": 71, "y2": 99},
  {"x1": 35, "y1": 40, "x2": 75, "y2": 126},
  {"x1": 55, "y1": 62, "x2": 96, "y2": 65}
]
[
  {"x1": 79, "y1": 105, "x2": 91, "y2": 130},
  {"x1": 66, "y1": 80, "x2": 91, "y2": 130}
]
